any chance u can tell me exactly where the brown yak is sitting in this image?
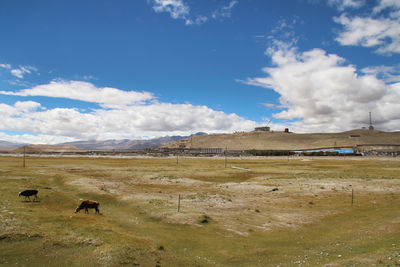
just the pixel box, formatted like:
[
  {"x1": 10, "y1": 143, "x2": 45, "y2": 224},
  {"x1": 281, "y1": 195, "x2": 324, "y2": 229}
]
[{"x1": 74, "y1": 200, "x2": 100, "y2": 214}]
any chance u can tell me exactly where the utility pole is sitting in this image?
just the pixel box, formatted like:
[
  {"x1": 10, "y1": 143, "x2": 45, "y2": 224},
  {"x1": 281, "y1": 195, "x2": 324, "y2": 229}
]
[
  {"x1": 23, "y1": 146, "x2": 26, "y2": 168},
  {"x1": 369, "y1": 112, "x2": 374, "y2": 130},
  {"x1": 351, "y1": 188, "x2": 354, "y2": 205}
]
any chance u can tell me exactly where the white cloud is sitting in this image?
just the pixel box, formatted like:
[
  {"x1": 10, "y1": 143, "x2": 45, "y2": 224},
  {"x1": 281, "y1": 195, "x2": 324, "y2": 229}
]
[
  {"x1": 152, "y1": 0, "x2": 192, "y2": 24},
  {"x1": 0, "y1": 81, "x2": 258, "y2": 144},
  {"x1": 267, "y1": 19, "x2": 300, "y2": 47},
  {"x1": 0, "y1": 80, "x2": 155, "y2": 109},
  {"x1": 261, "y1": 103, "x2": 279, "y2": 109},
  {"x1": 212, "y1": 0, "x2": 238, "y2": 19},
  {"x1": 373, "y1": 0, "x2": 400, "y2": 14},
  {"x1": 244, "y1": 42, "x2": 400, "y2": 132},
  {"x1": 151, "y1": 0, "x2": 238, "y2": 26},
  {"x1": 0, "y1": 101, "x2": 41, "y2": 116},
  {"x1": 0, "y1": 64, "x2": 38, "y2": 80},
  {"x1": 0, "y1": 132, "x2": 77, "y2": 145},
  {"x1": 328, "y1": 0, "x2": 365, "y2": 11},
  {"x1": 10, "y1": 65, "x2": 38, "y2": 79},
  {"x1": 334, "y1": 1, "x2": 400, "y2": 54},
  {"x1": 361, "y1": 65, "x2": 400, "y2": 83},
  {"x1": 94, "y1": 103, "x2": 256, "y2": 134},
  {"x1": 0, "y1": 63, "x2": 11, "y2": 70},
  {"x1": 185, "y1": 15, "x2": 208, "y2": 26},
  {"x1": 11, "y1": 69, "x2": 26, "y2": 79},
  {"x1": 83, "y1": 75, "x2": 97, "y2": 80},
  {"x1": 14, "y1": 101, "x2": 42, "y2": 112},
  {"x1": 334, "y1": 14, "x2": 400, "y2": 54}
]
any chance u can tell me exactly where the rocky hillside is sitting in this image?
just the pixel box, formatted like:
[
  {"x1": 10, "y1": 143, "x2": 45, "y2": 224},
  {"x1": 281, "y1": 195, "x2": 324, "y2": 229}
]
[{"x1": 163, "y1": 129, "x2": 400, "y2": 150}]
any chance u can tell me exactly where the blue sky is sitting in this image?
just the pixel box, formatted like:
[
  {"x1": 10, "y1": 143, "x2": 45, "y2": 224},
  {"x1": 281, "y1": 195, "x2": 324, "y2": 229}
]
[{"x1": 0, "y1": 0, "x2": 399, "y2": 144}]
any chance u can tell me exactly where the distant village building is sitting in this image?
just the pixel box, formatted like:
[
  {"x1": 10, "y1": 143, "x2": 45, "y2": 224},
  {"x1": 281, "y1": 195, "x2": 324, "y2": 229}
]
[{"x1": 254, "y1": 126, "x2": 270, "y2": 132}]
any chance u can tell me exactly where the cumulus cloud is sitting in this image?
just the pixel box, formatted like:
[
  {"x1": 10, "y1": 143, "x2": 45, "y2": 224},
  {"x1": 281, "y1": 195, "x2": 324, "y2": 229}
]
[
  {"x1": 14, "y1": 101, "x2": 42, "y2": 112},
  {"x1": 0, "y1": 81, "x2": 257, "y2": 144},
  {"x1": 244, "y1": 42, "x2": 400, "y2": 132},
  {"x1": 334, "y1": 0, "x2": 400, "y2": 54},
  {"x1": 0, "y1": 101, "x2": 41, "y2": 116},
  {"x1": 0, "y1": 80, "x2": 155, "y2": 109}
]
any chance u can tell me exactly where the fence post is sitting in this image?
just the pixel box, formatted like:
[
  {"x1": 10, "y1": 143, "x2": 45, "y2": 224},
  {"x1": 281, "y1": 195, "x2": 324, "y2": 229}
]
[
  {"x1": 351, "y1": 188, "x2": 354, "y2": 205},
  {"x1": 225, "y1": 146, "x2": 227, "y2": 168}
]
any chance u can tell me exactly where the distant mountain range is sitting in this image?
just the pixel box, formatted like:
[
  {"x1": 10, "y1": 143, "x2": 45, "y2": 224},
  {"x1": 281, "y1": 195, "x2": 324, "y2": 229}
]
[
  {"x1": 0, "y1": 140, "x2": 27, "y2": 151},
  {"x1": 0, "y1": 132, "x2": 207, "y2": 151}
]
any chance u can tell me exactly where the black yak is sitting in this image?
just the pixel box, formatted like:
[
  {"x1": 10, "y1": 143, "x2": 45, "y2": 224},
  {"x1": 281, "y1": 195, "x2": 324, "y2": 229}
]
[
  {"x1": 75, "y1": 200, "x2": 100, "y2": 214},
  {"x1": 18, "y1": 190, "x2": 38, "y2": 201}
]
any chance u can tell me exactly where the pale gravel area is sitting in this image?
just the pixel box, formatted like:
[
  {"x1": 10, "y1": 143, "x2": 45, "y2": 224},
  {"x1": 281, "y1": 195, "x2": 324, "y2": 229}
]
[{"x1": 65, "y1": 167, "x2": 400, "y2": 236}]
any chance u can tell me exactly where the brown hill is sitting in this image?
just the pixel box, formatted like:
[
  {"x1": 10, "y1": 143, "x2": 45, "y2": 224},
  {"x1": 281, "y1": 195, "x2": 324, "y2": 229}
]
[
  {"x1": 13, "y1": 144, "x2": 86, "y2": 154},
  {"x1": 163, "y1": 129, "x2": 400, "y2": 150}
]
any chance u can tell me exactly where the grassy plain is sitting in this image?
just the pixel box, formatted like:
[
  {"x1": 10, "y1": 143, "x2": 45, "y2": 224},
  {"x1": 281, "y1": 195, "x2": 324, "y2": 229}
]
[{"x1": 1, "y1": 155, "x2": 400, "y2": 266}]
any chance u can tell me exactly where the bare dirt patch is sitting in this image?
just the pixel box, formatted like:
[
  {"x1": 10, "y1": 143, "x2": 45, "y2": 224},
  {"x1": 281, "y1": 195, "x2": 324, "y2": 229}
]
[{"x1": 65, "y1": 163, "x2": 400, "y2": 237}]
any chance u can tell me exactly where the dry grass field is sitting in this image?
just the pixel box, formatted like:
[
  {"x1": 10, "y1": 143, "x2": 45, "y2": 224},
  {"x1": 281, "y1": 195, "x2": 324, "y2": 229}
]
[{"x1": 1, "y1": 155, "x2": 400, "y2": 266}]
